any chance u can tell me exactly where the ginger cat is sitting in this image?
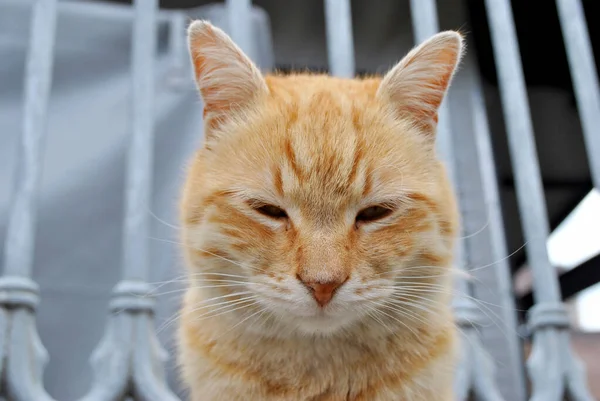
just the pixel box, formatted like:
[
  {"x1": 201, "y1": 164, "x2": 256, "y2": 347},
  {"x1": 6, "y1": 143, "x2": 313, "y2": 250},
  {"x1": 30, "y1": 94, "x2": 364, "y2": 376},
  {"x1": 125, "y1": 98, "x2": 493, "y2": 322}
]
[{"x1": 178, "y1": 20, "x2": 464, "y2": 401}]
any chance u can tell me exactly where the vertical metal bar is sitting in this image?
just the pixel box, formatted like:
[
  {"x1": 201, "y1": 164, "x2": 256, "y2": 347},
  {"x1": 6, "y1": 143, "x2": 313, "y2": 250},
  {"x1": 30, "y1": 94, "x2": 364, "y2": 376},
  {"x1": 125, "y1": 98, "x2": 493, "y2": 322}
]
[
  {"x1": 80, "y1": 1, "x2": 180, "y2": 399},
  {"x1": 484, "y1": 1, "x2": 595, "y2": 400},
  {"x1": 0, "y1": 0, "x2": 58, "y2": 399},
  {"x1": 226, "y1": 0, "x2": 256, "y2": 62},
  {"x1": 556, "y1": 0, "x2": 600, "y2": 190},
  {"x1": 484, "y1": 0, "x2": 559, "y2": 306},
  {"x1": 471, "y1": 70, "x2": 527, "y2": 401},
  {"x1": 169, "y1": 11, "x2": 186, "y2": 67},
  {"x1": 555, "y1": 1, "x2": 600, "y2": 399},
  {"x1": 167, "y1": 11, "x2": 189, "y2": 89},
  {"x1": 3, "y1": 0, "x2": 57, "y2": 279},
  {"x1": 409, "y1": 1, "x2": 505, "y2": 400},
  {"x1": 122, "y1": 0, "x2": 158, "y2": 283},
  {"x1": 324, "y1": 0, "x2": 355, "y2": 78},
  {"x1": 450, "y1": 56, "x2": 526, "y2": 400}
]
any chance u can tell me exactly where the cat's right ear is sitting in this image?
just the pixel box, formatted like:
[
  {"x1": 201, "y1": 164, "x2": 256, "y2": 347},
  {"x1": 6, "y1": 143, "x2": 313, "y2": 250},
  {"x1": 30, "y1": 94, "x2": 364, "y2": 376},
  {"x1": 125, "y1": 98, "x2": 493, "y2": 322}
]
[{"x1": 188, "y1": 20, "x2": 269, "y2": 137}]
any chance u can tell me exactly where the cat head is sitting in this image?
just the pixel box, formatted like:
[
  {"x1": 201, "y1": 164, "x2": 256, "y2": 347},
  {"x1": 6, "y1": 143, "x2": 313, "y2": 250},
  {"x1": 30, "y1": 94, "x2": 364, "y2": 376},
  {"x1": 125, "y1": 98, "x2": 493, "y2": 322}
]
[{"x1": 181, "y1": 21, "x2": 463, "y2": 336}]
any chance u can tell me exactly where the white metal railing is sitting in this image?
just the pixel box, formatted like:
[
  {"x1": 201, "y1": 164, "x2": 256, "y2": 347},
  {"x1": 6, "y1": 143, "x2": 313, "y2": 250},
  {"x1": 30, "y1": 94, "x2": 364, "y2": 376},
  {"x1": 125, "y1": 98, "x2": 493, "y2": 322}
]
[
  {"x1": 485, "y1": 0, "x2": 595, "y2": 399},
  {"x1": 0, "y1": 0, "x2": 598, "y2": 400}
]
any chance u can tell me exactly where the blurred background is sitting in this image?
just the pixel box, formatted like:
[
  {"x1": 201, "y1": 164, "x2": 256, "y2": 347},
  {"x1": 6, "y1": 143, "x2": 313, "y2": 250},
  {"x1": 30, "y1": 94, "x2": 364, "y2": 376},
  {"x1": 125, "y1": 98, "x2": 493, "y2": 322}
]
[{"x1": 0, "y1": 0, "x2": 599, "y2": 400}]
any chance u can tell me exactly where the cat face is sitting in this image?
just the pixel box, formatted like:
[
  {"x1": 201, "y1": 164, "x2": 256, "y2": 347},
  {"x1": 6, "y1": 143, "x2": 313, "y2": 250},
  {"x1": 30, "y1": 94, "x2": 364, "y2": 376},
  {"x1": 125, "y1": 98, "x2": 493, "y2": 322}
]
[{"x1": 181, "y1": 21, "x2": 463, "y2": 336}]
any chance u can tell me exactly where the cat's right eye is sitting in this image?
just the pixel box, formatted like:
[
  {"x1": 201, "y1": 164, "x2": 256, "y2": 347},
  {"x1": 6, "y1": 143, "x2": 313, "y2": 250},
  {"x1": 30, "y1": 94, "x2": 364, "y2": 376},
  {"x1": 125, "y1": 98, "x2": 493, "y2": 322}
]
[
  {"x1": 254, "y1": 204, "x2": 288, "y2": 220},
  {"x1": 355, "y1": 205, "x2": 394, "y2": 224}
]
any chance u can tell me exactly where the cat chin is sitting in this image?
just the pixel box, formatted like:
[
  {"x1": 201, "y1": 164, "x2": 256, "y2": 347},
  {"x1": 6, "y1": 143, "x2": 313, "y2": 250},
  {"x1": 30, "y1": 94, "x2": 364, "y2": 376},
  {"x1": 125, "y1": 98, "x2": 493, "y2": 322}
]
[
  {"x1": 271, "y1": 311, "x2": 360, "y2": 337},
  {"x1": 295, "y1": 316, "x2": 357, "y2": 336}
]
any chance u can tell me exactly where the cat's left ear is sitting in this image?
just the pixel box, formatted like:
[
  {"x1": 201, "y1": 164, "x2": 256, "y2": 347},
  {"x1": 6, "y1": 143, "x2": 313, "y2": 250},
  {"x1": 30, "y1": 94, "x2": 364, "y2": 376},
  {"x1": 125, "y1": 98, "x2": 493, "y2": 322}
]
[
  {"x1": 188, "y1": 20, "x2": 269, "y2": 135},
  {"x1": 377, "y1": 31, "x2": 464, "y2": 133}
]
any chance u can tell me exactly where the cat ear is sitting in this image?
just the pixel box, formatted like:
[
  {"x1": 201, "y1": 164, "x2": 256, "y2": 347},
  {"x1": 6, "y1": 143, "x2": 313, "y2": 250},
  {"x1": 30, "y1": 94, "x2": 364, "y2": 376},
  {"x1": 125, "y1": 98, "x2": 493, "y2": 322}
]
[
  {"x1": 377, "y1": 31, "x2": 464, "y2": 133},
  {"x1": 187, "y1": 20, "x2": 269, "y2": 134}
]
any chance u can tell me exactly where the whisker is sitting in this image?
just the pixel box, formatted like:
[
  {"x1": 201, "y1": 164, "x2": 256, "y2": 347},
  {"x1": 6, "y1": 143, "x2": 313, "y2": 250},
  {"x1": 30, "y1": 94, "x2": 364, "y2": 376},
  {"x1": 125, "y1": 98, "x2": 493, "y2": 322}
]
[
  {"x1": 194, "y1": 291, "x2": 255, "y2": 305},
  {"x1": 221, "y1": 307, "x2": 268, "y2": 336},
  {"x1": 367, "y1": 307, "x2": 395, "y2": 333},
  {"x1": 145, "y1": 274, "x2": 189, "y2": 287},
  {"x1": 152, "y1": 283, "x2": 258, "y2": 298},
  {"x1": 155, "y1": 290, "x2": 254, "y2": 332},
  {"x1": 380, "y1": 301, "x2": 434, "y2": 328},
  {"x1": 149, "y1": 236, "x2": 276, "y2": 276},
  {"x1": 368, "y1": 300, "x2": 421, "y2": 338},
  {"x1": 392, "y1": 285, "x2": 517, "y2": 313},
  {"x1": 166, "y1": 297, "x2": 259, "y2": 335},
  {"x1": 246, "y1": 308, "x2": 270, "y2": 332},
  {"x1": 188, "y1": 272, "x2": 250, "y2": 280},
  {"x1": 191, "y1": 301, "x2": 258, "y2": 325},
  {"x1": 386, "y1": 287, "x2": 522, "y2": 339},
  {"x1": 374, "y1": 265, "x2": 470, "y2": 279},
  {"x1": 467, "y1": 241, "x2": 529, "y2": 273},
  {"x1": 457, "y1": 216, "x2": 489, "y2": 240},
  {"x1": 194, "y1": 279, "x2": 254, "y2": 286},
  {"x1": 386, "y1": 295, "x2": 442, "y2": 316},
  {"x1": 147, "y1": 208, "x2": 181, "y2": 231},
  {"x1": 149, "y1": 236, "x2": 250, "y2": 269}
]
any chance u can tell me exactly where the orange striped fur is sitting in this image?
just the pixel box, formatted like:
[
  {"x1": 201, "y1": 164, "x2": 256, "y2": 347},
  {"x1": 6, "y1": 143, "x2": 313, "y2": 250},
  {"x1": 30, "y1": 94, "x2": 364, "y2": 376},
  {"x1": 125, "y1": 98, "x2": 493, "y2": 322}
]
[{"x1": 178, "y1": 20, "x2": 464, "y2": 401}]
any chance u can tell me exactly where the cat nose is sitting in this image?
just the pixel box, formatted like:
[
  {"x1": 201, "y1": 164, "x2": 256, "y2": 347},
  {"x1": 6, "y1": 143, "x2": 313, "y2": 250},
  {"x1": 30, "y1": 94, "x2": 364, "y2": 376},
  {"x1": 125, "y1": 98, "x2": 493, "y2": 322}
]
[{"x1": 299, "y1": 277, "x2": 348, "y2": 307}]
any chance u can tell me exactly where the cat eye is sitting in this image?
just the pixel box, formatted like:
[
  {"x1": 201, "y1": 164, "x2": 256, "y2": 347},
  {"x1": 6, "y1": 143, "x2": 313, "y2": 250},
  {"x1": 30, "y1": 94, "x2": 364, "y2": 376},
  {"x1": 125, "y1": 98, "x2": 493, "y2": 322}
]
[
  {"x1": 355, "y1": 205, "x2": 394, "y2": 224},
  {"x1": 254, "y1": 204, "x2": 288, "y2": 219}
]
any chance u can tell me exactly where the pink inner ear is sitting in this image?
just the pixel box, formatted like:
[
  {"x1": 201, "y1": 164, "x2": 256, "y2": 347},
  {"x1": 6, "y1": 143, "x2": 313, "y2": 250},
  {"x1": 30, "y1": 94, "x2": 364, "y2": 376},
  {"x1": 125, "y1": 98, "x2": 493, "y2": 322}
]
[
  {"x1": 192, "y1": 50, "x2": 235, "y2": 117},
  {"x1": 407, "y1": 52, "x2": 457, "y2": 118}
]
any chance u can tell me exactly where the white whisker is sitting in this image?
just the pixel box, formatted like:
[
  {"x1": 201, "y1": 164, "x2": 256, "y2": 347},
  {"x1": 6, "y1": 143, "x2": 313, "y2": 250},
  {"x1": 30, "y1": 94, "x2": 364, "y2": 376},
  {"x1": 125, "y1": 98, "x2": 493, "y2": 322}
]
[{"x1": 368, "y1": 300, "x2": 421, "y2": 338}]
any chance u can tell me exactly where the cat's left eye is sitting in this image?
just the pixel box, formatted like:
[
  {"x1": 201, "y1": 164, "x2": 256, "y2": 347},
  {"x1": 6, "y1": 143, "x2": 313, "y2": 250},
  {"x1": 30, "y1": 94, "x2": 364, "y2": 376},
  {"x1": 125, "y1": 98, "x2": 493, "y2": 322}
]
[{"x1": 356, "y1": 205, "x2": 393, "y2": 224}]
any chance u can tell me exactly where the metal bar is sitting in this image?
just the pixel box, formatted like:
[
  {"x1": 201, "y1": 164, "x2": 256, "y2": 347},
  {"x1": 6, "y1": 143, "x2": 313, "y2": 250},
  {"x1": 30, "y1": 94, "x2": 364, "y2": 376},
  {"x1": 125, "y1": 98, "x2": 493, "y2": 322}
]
[
  {"x1": 520, "y1": 254, "x2": 600, "y2": 308},
  {"x1": 449, "y1": 55, "x2": 526, "y2": 400},
  {"x1": 0, "y1": 0, "x2": 58, "y2": 399},
  {"x1": 471, "y1": 69, "x2": 527, "y2": 401},
  {"x1": 409, "y1": 1, "x2": 505, "y2": 399},
  {"x1": 167, "y1": 11, "x2": 189, "y2": 89},
  {"x1": 80, "y1": 1, "x2": 181, "y2": 399},
  {"x1": 484, "y1": 0, "x2": 559, "y2": 305},
  {"x1": 2, "y1": 0, "x2": 57, "y2": 279},
  {"x1": 226, "y1": 0, "x2": 256, "y2": 62},
  {"x1": 122, "y1": 0, "x2": 159, "y2": 282},
  {"x1": 324, "y1": 0, "x2": 355, "y2": 78},
  {"x1": 484, "y1": 1, "x2": 595, "y2": 400},
  {"x1": 556, "y1": 0, "x2": 600, "y2": 191}
]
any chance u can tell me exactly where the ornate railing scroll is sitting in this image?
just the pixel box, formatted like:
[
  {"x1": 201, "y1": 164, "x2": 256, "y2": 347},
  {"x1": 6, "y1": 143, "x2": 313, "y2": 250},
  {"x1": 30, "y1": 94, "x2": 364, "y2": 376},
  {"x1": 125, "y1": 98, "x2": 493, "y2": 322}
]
[
  {"x1": 409, "y1": 1, "x2": 506, "y2": 400},
  {"x1": 78, "y1": 0, "x2": 180, "y2": 400},
  {"x1": 0, "y1": 0, "x2": 58, "y2": 399},
  {"x1": 484, "y1": 0, "x2": 596, "y2": 400}
]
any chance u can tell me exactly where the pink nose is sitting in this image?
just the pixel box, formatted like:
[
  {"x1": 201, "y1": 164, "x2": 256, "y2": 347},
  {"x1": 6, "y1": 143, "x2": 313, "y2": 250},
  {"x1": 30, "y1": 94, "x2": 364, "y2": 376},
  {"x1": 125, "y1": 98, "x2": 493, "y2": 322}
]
[{"x1": 300, "y1": 279, "x2": 347, "y2": 307}]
